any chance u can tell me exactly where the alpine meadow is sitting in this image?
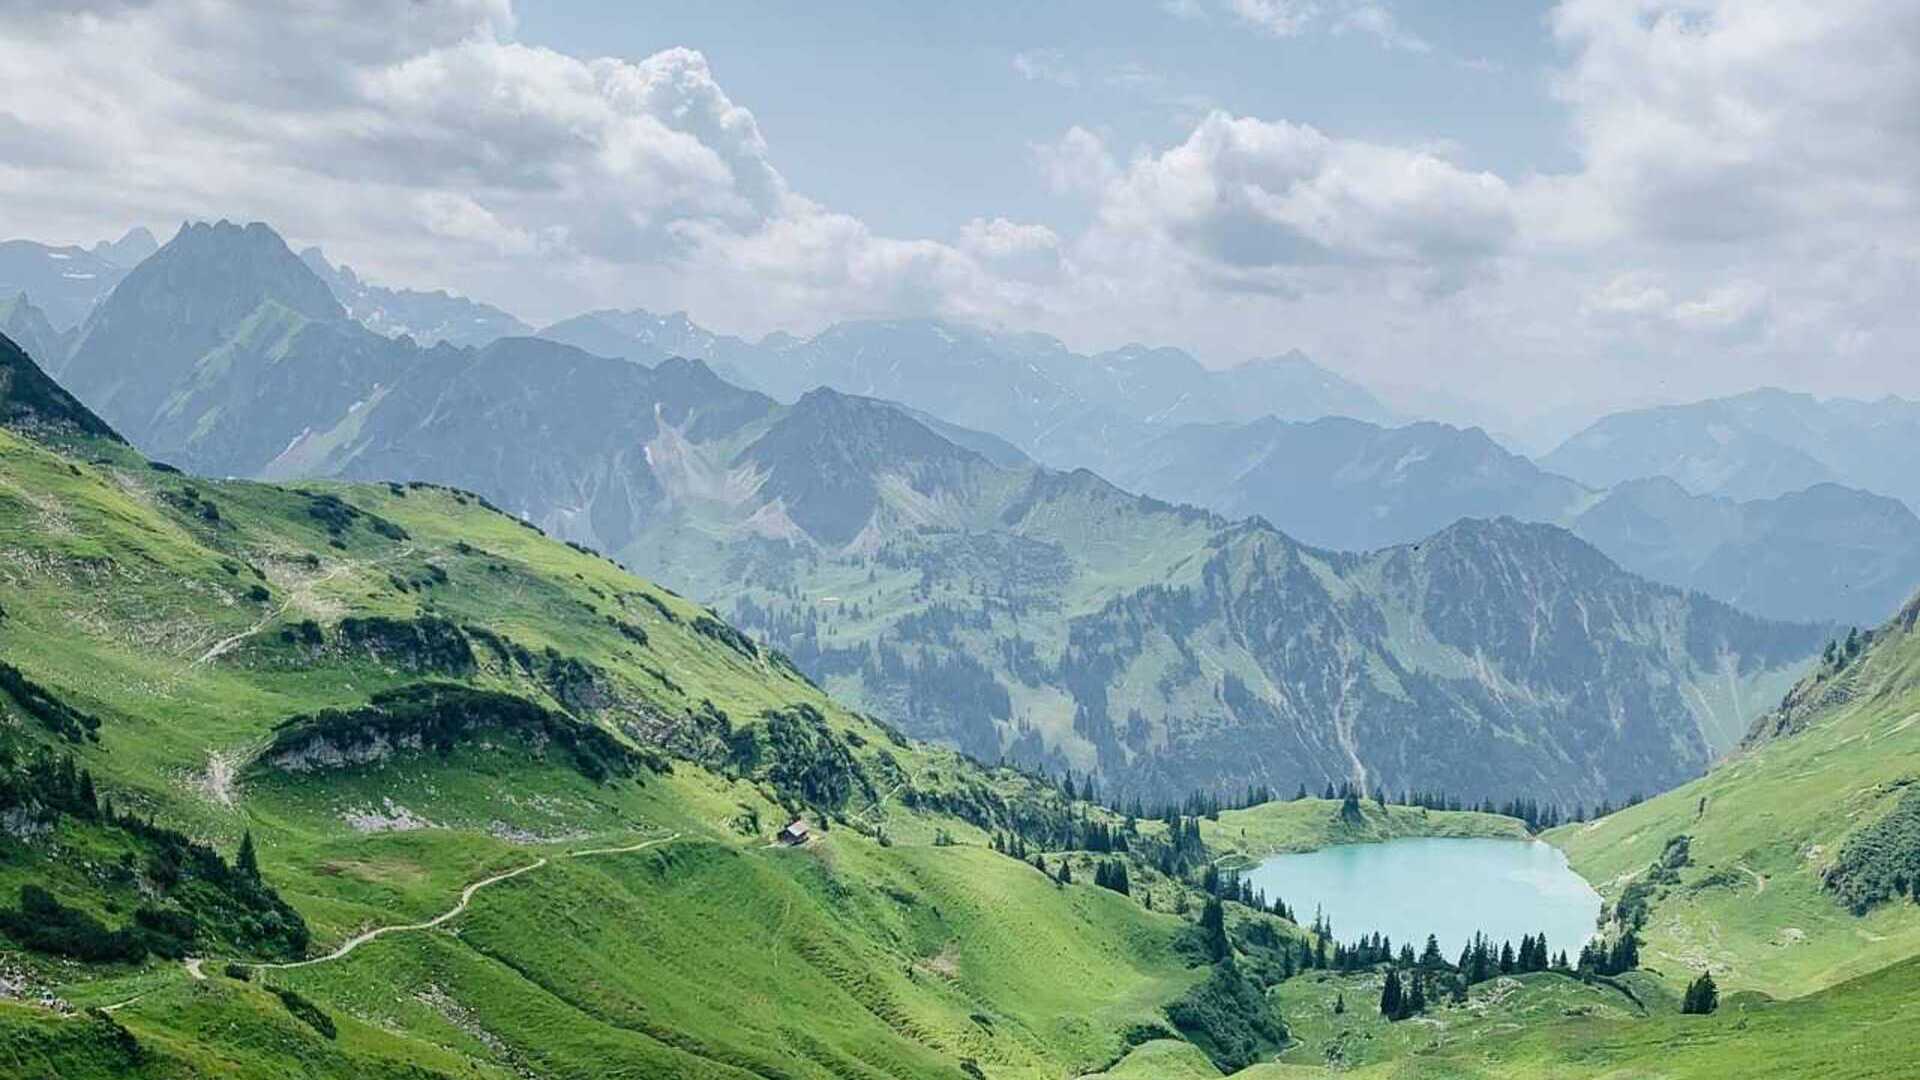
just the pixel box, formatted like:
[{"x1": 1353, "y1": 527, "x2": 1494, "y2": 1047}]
[{"x1": 1, "y1": 3, "x2": 1918, "y2": 1078}]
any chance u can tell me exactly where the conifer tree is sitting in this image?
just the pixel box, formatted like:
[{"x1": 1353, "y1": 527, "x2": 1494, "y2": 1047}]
[
  {"x1": 1682, "y1": 971, "x2": 1719, "y2": 1015},
  {"x1": 1420, "y1": 934, "x2": 1444, "y2": 970},
  {"x1": 237, "y1": 830, "x2": 260, "y2": 882},
  {"x1": 1379, "y1": 970, "x2": 1403, "y2": 1019},
  {"x1": 1408, "y1": 972, "x2": 1426, "y2": 1014},
  {"x1": 1200, "y1": 897, "x2": 1230, "y2": 961}
]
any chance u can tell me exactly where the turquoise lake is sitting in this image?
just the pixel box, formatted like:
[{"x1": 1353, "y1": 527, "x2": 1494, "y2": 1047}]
[{"x1": 1240, "y1": 837, "x2": 1603, "y2": 957}]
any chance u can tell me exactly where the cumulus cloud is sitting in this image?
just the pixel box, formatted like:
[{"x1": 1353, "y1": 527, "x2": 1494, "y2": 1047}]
[
  {"x1": 1083, "y1": 112, "x2": 1513, "y2": 277},
  {"x1": 1, "y1": 0, "x2": 1915, "y2": 425},
  {"x1": 1584, "y1": 273, "x2": 1769, "y2": 338},
  {"x1": 1541, "y1": 0, "x2": 1920, "y2": 248},
  {"x1": 0, "y1": 1, "x2": 994, "y2": 329}
]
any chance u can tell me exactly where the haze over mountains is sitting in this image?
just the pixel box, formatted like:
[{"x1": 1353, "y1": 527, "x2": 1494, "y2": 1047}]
[{"x1": 2, "y1": 218, "x2": 1857, "y2": 805}]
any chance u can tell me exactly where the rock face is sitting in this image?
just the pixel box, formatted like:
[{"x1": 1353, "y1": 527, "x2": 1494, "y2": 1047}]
[
  {"x1": 0, "y1": 329, "x2": 122, "y2": 443},
  {"x1": 51, "y1": 219, "x2": 1822, "y2": 803}
]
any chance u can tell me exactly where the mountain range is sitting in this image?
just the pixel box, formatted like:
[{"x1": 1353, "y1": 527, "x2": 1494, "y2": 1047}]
[
  {"x1": 1543, "y1": 388, "x2": 1920, "y2": 511},
  {"x1": 1, "y1": 218, "x2": 1830, "y2": 804},
  {"x1": 1100, "y1": 412, "x2": 1920, "y2": 627},
  {"x1": 4, "y1": 317, "x2": 1908, "y2": 1078},
  {"x1": 0, "y1": 226, "x2": 155, "y2": 329},
  {"x1": 17, "y1": 222, "x2": 1917, "y2": 624}
]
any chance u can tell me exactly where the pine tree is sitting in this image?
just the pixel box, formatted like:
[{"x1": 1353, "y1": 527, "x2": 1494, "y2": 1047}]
[
  {"x1": 1200, "y1": 897, "x2": 1230, "y2": 961},
  {"x1": 236, "y1": 830, "x2": 260, "y2": 882},
  {"x1": 1407, "y1": 972, "x2": 1426, "y2": 1014},
  {"x1": 1379, "y1": 969, "x2": 1403, "y2": 1019},
  {"x1": 1333, "y1": 991, "x2": 1345, "y2": 1014},
  {"x1": 1682, "y1": 971, "x2": 1719, "y2": 1015},
  {"x1": 1420, "y1": 934, "x2": 1444, "y2": 970}
]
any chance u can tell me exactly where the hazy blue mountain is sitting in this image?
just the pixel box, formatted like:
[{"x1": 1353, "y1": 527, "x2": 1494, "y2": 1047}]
[
  {"x1": 1097, "y1": 411, "x2": 1918, "y2": 625},
  {"x1": 533, "y1": 311, "x2": 1396, "y2": 474},
  {"x1": 1543, "y1": 388, "x2": 1920, "y2": 511},
  {"x1": 89, "y1": 225, "x2": 159, "y2": 269},
  {"x1": 52, "y1": 219, "x2": 1819, "y2": 802},
  {"x1": 1106, "y1": 415, "x2": 1590, "y2": 551},
  {"x1": 0, "y1": 237, "x2": 131, "y2": 329},
  {"x1": 299, "y1": 246, "x2": 531, "y2": 347},
  {"x1": 1569, "y1": 479, "x2": 1920, "y2": 626},
  {"x1": 58, "y1": 220, "x2": 362, "y2": 469},
  {"x1": 1067, "y1": 345, "x2": 1396, "y2": 429},
  {"x1": 0, "y1": 293, "x2": 70, "y2": 372}
]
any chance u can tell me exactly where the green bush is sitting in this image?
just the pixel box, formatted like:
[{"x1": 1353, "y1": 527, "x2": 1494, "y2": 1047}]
[
  {"x1": 269, "y1": 986, "x2": 337, "y2": 1039},
  {"x1": 1163, "y1": 962, "x2": 1289, "y2": 1071},
  {"x1": 0, "y1": 885, "x2": 146, "y2": 963},
  {"x1": 1826, "y1": 786, "x2": 1920, "y2": 913}
]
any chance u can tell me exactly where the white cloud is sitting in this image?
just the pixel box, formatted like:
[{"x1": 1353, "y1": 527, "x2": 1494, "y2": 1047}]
[
  {"x1": 1011, "y1": 48, "x2": 1078, "y2": 88},
  {"x1": 1584, "y1": 273, "x2": 1769, "y2": 337},
  {"x1": 1033, "y1": 126, "x2": 1120, "y2": 197},
  {"x1": 1, "y1": 0, "x2": 1916, "y2": 425},
  {"x1": 1542, "y1": 0, "x2": 1920, "y2": 248},
  {"x1": 1219, "y1": 0, "x2": 1432, "y2": 53},
  {"x1": 1227, "y1": 0, "x2": 1321, "y2": 37},
  {"x1": 1331, "y1": 4, "x2": 1432, "y2": 53},
  {"x1": 1085, "y1": 112, "x2": 1514, "y2": 274}
]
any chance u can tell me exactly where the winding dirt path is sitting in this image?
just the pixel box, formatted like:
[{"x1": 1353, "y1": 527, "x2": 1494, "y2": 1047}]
[
  {"x1": 229, "y1": 832, "x2": 678, "y2": 975},
  {"x1": 193, "y1": 543, "x2": 415, "y2": 668}
]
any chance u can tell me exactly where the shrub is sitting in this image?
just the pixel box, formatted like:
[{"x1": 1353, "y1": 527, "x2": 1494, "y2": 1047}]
[
  {"x1": 270, "y1": 986, "x2": 337, "y2": 1039},
  {"x1": 1164, "y1": 962, "x2": 1289, "y2": 1072},
  {"x1": 0, "y1": 885, "x2": 147, "y2": 963}
]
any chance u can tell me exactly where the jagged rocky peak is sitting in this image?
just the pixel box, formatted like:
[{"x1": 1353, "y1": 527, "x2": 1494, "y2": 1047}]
[{"x1": 114, "y1": 219, "x2": 343, "y2": 324}]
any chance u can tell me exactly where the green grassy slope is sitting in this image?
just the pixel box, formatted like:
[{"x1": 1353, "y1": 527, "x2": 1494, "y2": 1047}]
[
  {"x1": 2, "y1": 348, "x2": 1914, "y2": 1077},
  {"x1": 1549, "y1": 594, "x2": 1920, "y2": 1000},
  {"x1": 0, "y1": 419, "x2": 1311, "y2": 1078}
]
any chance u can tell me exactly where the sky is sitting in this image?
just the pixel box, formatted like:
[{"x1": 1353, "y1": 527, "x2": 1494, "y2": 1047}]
[{"x1": 2, "y1": 1, "x2": 1917, "y2": 446}]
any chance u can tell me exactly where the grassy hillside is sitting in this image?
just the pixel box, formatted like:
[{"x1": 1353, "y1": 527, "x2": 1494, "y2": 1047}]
[
  {"x1": 2, "y1": 336, "x2": 1914, "y2": 1077},
  {"x1": 1549, "y1": 593, "x2": 1920, "y2": 1000},
  {"x1": 1089, "y1": 957, "x2": 1918, "y2": 1079},
  {"x1": 0, "y1": 413, "x2": 1327, "y2": 1078}
]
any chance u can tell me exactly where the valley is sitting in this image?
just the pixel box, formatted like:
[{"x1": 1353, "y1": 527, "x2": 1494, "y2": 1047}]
[
  {"x1": 5, "y1": 4, "x2": 1920, "y2": 1076},
  {"x1": 0, "y1": 318, "x2": 1914, "y2": 1077}
]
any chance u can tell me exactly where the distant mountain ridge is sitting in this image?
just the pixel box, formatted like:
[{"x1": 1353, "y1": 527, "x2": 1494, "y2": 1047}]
[
  {"x1": 36, "y1": 219, "x2": 1822, "y2": 804},
  {"x1": 1106, "y1": 414, "x2": 1589, "y2": 552},
  {"x1": 0, "y1": 230, "x2": 147, "y2": 329},
  {"x1": 533, "y1": 310, "x2": 1399, "y2": 473},
  {"x1": 300, "y1": 246, "x2": 532, "y2": 347},
  {"x1": 1543, "y1": 388, "x2": 1920, "y2": 512}
]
